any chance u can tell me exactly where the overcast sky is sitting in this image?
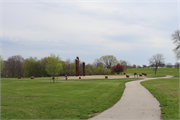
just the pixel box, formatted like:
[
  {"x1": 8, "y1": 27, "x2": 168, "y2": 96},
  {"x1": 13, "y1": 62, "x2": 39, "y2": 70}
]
[{"x1": 0, "y1": 0, "x2": 179, "y2": 66}]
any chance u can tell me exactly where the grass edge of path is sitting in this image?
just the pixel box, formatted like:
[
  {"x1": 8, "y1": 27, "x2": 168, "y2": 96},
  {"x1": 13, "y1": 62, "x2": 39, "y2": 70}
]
[{"x1": 141, "y1": 78, "x2": 179, "y2": 120}]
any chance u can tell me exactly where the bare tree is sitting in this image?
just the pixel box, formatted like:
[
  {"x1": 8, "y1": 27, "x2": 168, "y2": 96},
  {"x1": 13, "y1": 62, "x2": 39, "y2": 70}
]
[
  {"x1": 93, "y1": 59, "x2": 103, "y2": 67},
  {"x1": 142, "y1": 65, "x2": 147, "y2": 68},
  {"x1": 132, "y1": 64, "x2": 136, "y2": 68},
  {"x1": 99, "y1": 55, "x2": 118, "y2": 69},
  {"x1": 149, "y1": 54, "x2": 165, "y2": 75},
  {"x1": 137, "y1": 65, "x2": 142, "y2": 68},
  {"x1": 174, "y1": 62, "x2": 180, "y2": 69},
  {"x1": 119, "y1": 60, "x2": 127, "y2": 70},
  {"x1": 160, "y1": 63, "x2": 166, "y2": 68},
  {"x1": 171, "y1": 30, "x2": 180, "y2": 59},
  {"x1": 126, "y1": 61, "x2": 131, "y2": 68},
  {"x1": 6, "y1": 55, "x2": 24, "y2": 77},
  {"x1": 65, "y1": 58, "x2": 71, "y2": 65},
  {"x1": 166, "y1": 63, "x2": 172, "y2": 68}
]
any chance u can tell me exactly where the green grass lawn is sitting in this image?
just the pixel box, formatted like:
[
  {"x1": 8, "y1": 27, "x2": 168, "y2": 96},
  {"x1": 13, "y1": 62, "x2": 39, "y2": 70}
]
[
  {"x1": 125, "y1": 68, "x2": 179, "y2": 77},
  {"x1": 1, "y1": 77, "x2": 141, "y2": 119},
  {"x1": 141, "y1": 78, "x2": 179, "y2": 119}
]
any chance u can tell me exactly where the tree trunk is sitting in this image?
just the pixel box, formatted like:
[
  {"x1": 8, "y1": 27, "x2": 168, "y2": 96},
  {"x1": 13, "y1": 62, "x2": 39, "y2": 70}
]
[{"x1": 155, "y1": 67, "x2": 157, "y2": 75}]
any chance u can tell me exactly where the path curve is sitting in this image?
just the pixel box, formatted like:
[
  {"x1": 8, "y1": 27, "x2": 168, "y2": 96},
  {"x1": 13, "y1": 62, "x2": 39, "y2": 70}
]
[{"x1": 88, "y1": 75, "x2": 173, "y2": 120}]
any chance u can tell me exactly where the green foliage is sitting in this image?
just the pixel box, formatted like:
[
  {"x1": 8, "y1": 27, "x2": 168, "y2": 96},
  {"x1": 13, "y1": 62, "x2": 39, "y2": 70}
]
[
  {"x1": 85, "y1": 65, "x2": 111, "y2": 75},
  {"x1": 22, "y1": 57, "x2": 42, "y2": 77},
  {"x1": 39, "y1": 57, "x2": 48, "y2": 77},
  {"x1": 141, "y1": 78, "x2": 179, "y2": 119},
  {"x1": 69, "y1": 63, "x2": 76, "y2": 75},
  {"x1": 1, "y1": 77, "x2": 140, "y2": 119},
  {"x1": 0, "y1": 54, "x2": 4, "y2": 73},
  {"x1": 60, "y1": 61, "x2": 75, "y2": 76},
  {"x1": 45, "y1": 54, "x2": 63, "y2": 77},
  {"x1": 93, "y1": 66, "x2": 105, "y2": 75},
  {"x1": 22, "y1": 57, "x2": 50, "y2": 77}
]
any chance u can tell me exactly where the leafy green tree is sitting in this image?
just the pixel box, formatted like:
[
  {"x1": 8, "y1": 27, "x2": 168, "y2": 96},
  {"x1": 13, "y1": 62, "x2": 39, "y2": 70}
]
[
  {"x1": 39, "y1": 57, "x2": 48, "y2": 77},
  {"x1": 104, "y1": 69, "x2": 111, "y2": 75},
  {"x1": 70, "y1": 63, "x2": 75, "y2": 75},
  {"x1": 45, "y1": 54, "x2": 63, "y2": 83},
  {"x1": 60, "y1": 61, "x2": 68, "y2": 76},
  {"x1": 86, "y1": 69, "x2": 93, "y2": 75},
  {"x1": 85, "y1": 64, "x2": 94, "y2": 75},
  {"x1": 93, "y1": 67, "x2": 105, "y2": 75},
  {"x1": 0, "y1": 55, "x2": 4, "y2": 74},
  {"x1": 22, "y1": 57, "x2": 39, "y2": 77},
  {"x1": 60, "y1": 61, "x2": 75, "y2": 76}
]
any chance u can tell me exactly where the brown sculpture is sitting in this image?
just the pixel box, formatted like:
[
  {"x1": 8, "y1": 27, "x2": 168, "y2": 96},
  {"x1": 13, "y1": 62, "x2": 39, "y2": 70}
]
[
  {"x1": 83, "y1": 61, "x2": 85, "y2": 76},
  {"x1": 76, "y1": 58, "x2": 78, "y2": 76},
  {"x1": 76, "y1": 56, "x2": 85, "y2": 76},
  {"x1": 76, "y1": 56, "x2": 80, "y2": 76}
]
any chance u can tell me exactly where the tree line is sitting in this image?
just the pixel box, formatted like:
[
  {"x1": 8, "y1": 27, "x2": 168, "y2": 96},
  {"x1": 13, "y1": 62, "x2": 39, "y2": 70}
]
[
  {"x1": 0, "y1": 54, "x2": 179, "y2": 78},
  {"x1": 0, "y1": 54, "x2": 116, "y2": 77},
  {"x1": 0, "y1": 54, "x2": 133, "y2": 77}
]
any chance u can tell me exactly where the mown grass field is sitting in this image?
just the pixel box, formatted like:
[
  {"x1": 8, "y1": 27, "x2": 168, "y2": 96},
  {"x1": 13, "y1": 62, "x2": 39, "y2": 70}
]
[
  {"x1": 141, "y1": 78, "x2": 179, "y2": 119},
  {"x1": 125, "y1": 68, "x2": 179, "y2": 77},
  {"x1": 1, "y1": 77, "x2": 142, "y2": 119}
]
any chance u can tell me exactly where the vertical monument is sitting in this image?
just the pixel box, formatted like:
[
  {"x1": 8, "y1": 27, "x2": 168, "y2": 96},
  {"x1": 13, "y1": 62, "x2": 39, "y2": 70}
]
[
  {"x1": 75, "y1": 56, "x2": 85, "y2": 76},
  {"x1": 76, "y1": 56, "x2": 79, "y2": 76},
  {"x1": 83, "y1": 61, "x2": 85, "y2": 76},
  {"x1": 76, "y1": 59, "x2": 78, "y2": 76}
]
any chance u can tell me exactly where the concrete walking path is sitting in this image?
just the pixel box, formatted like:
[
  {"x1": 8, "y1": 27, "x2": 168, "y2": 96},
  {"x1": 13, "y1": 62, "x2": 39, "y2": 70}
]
[{"x1": 88, "y1": 75, "x2": 173, "y2": 120}]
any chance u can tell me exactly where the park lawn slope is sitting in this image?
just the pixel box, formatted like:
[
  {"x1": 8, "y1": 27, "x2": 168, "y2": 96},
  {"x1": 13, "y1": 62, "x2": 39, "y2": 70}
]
[
  {"x1": 1, "y1": 78, "x2": 140, "y2": 119},
  {"x1": 126, "y1": 68, "x2": 179, "y2": 77},
  {"x1": 141, "y1": 78, "x2": 179, "y2": 119}
]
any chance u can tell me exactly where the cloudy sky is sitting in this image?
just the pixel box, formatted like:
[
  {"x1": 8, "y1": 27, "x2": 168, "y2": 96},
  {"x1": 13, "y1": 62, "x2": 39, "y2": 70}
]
[{"x1": 0, "y1": 0, "x2": 179, "y2": 66}]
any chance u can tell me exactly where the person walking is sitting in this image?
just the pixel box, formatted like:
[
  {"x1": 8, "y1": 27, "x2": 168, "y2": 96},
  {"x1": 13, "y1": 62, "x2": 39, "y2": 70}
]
[{"x1": 65, "y1": 74, "x2": 67, "y2": 80}]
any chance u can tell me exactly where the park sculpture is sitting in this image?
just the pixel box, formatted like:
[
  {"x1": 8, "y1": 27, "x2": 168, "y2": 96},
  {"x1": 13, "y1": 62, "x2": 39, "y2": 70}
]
[{"x1": 75, "y1": 56, "x2": 85, "y2": 76}]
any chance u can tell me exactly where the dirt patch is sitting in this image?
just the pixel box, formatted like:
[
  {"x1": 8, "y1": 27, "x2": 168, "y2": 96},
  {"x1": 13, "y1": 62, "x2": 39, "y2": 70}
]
[{"x1": 65, "y1": 75, "x2": 145, "y2": 79}]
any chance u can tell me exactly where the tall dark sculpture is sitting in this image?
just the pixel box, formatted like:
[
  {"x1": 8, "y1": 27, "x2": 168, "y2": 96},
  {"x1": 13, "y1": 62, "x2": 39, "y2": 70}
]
[
  {"x1": 83, "y1": 61, "x2": 85, "y2": 76},
  {"x1": 77, "y1": 56, "x2": 79, "y2": 76},
  {"x1": 76, "y1": 56, "x2": 79, "y2": 76},
  {"x1": 76, "y1": 59, "x2": 78, "y2": 76},
  {"x1": 76, "y1": 56, "x2": 85, "y2": 76}
]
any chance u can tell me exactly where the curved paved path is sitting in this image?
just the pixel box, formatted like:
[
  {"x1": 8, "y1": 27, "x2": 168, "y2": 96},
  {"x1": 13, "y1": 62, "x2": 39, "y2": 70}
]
[{"x1": 88, "y1": 75, "x2": 173, "y2": 120}]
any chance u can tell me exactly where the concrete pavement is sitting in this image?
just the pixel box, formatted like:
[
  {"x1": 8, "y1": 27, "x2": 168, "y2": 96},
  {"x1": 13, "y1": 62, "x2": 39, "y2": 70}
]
[{"x1": 88, "y1": 76, "x2": 173, "y2": 120}]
